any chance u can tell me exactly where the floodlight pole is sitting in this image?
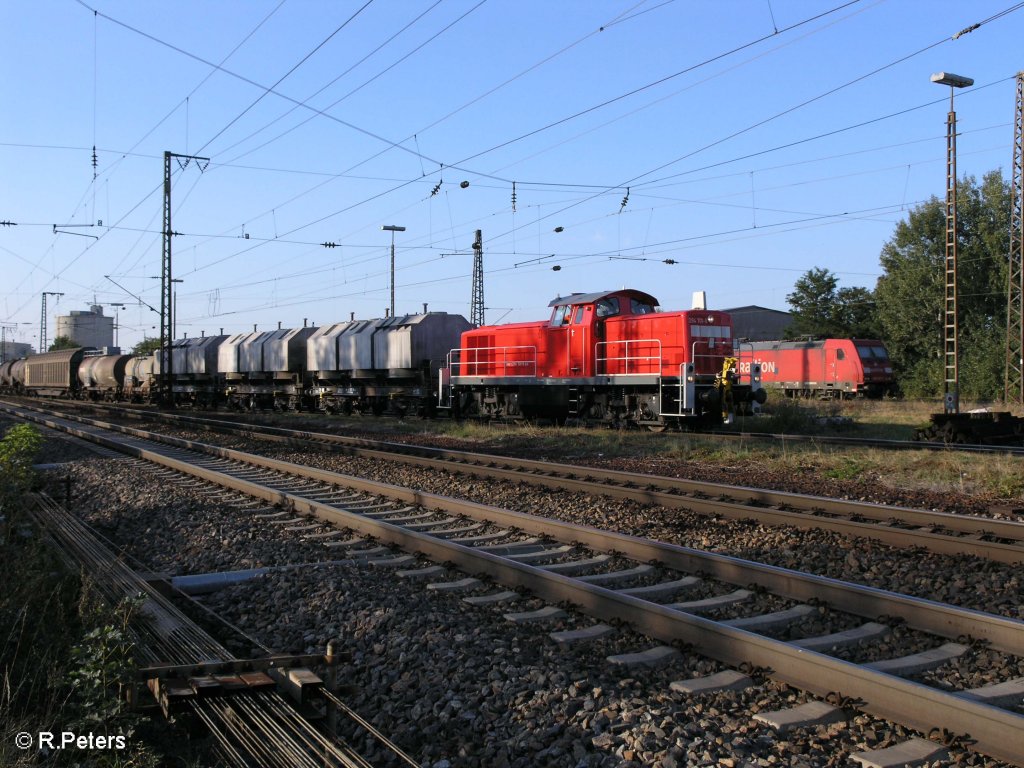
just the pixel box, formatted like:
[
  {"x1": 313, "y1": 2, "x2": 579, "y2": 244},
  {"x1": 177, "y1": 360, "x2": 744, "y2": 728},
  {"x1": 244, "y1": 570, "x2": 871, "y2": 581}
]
[
  {"x1": 381, "y1": 225, "x2": 406, "y2": 318},
  {"x1": 931, "y1": 72, "x2": 973, "y2": 415}
]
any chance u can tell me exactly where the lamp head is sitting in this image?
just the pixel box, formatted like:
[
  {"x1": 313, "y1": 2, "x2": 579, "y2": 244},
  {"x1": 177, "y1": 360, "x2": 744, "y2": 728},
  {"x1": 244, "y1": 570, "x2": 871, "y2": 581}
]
[{"x1": 930, "y1": 72, "x2": 973, "y2": 88}]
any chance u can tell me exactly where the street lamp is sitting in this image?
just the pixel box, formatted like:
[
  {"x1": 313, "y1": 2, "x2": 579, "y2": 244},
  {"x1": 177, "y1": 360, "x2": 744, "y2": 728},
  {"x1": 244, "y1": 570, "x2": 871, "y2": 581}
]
[
  {"x1": 931, "y1": 71, "x2": 973, "y2": 415},
  {"x1": 381, "y1": 225, "x2": 406, "y2": 317}
]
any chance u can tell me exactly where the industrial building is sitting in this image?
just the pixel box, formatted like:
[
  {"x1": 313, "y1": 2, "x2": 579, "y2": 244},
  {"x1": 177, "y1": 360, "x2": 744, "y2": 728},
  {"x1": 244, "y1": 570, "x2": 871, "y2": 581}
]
[
  {"x1": 724, "y1": 305, "x2": 793, "y2": 342},
  {"x1": 0, "y1": 341, "x2": 33, "y2": 363},
  {"x1": 56, "y1": 305, "x2": 114, "y2": 349}
]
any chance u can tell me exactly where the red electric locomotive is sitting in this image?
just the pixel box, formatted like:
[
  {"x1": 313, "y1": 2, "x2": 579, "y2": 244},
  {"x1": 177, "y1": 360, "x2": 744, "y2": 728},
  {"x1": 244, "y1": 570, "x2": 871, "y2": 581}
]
[
  {"x1": 440, "y1": 289, "x2": 766, "y2": 428},
  {"x1": 738, "y1": 338, "x2": 895, "y2": 398}
]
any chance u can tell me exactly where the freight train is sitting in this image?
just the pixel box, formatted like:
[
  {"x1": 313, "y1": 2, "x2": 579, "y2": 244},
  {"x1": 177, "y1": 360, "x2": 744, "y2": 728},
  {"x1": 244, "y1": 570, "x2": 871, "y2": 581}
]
[
  {"x1": 0, "y1": 288, "x2": 767, "y2": 428},
  {"x1": 737, "y1": 338, "x2": 896, "y2": 399}
]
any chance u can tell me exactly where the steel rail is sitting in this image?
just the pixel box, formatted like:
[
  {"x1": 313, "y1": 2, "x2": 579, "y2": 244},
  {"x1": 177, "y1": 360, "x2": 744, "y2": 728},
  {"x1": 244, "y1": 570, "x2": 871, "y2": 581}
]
[
  {"x1": 34, "y1": 402, "x2": 1024, "y2": 564},
  {"x1": 24, "y1": 401, "x2": 1024, "y2": 531},
  {"x1": 26, "y1": 469, "x2": 392, "y2": 768},
  {"x1": 30, "y1": 493, "x2": 234, "y2": 666},
  {"x1": 6, "y1": 403, "x2": 1024, "y2": 764},
  {"x1": 8, "y1": 402, "x2": 1024, "y2": 653},
  {"x1": 708, "y1": 427, "x2": 1024, "y2": 455},
  {"x1": 22, "y1": 397, "x2": 1024, "y2": 456}
]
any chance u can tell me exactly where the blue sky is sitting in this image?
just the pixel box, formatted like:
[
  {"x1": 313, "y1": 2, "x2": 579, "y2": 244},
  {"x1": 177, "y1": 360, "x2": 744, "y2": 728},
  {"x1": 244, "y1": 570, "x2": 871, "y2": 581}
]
[{"x1": 2, "y1": 0, "x2": 1022, "y2": 351}]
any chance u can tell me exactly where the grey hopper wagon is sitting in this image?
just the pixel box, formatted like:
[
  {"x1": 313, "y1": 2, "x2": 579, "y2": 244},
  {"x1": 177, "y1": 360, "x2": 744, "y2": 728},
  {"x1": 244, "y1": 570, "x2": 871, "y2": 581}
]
[
  {"x1": 238, "y1": 327, "x2": 315, "y2": 378},
  {"x1": 217, "y1": 332, "x2": 260, "y2": 378},
  {"x1": 306, "y1": 321, "x2": 356, "y2": 382},
  {"x1": 154, "y1": 336, "x2": 227, "y2": 376}
]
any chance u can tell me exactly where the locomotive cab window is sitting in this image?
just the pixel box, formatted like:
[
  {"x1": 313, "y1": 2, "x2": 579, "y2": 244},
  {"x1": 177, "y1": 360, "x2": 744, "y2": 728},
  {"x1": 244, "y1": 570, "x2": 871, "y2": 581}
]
[
  {"x1": 573, "y1": 306, "x2": 585, "y2": 324},
  {"x1": 836, "y1": 349, "x2": 845, "y2": 360},
  {"x1": 550, "y1": 305, "x2": 571, "y2": 327},
  {"x1": 630, "y1": 298, "x2": 656, "y2": 315},
  {"x1": 595, "y1": 298, "x2": 619, "y2": 318}
]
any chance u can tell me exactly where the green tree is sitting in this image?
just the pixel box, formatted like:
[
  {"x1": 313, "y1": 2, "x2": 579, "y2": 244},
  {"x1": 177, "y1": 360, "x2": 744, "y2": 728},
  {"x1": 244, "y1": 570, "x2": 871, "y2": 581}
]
[
  {"x1": 874, "y1": 171, "x2": 1010, "y2": 398},
  {"x1": 786, "y1": 267, "x2": 878, "y2": 338},
  {"x1": 131, "y1": 337, "x2": 161, "y2": 356},
  {"x1": 47, "y1": 335, "x2": 78, "y2": 351}
]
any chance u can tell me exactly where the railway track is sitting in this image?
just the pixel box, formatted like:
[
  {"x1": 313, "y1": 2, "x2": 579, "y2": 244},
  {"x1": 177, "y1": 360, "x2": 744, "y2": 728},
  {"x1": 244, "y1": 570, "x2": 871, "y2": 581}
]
[
  {"x1": 709, "y1": 426, "x2": 1024, "y2": 455},
  {"x1": 26, "y1": 400, "x2": 1024, "y2": 565},
  {"x1": 5, "y1": 401, "x2": 1024, "y2": 765},
  {"x1": 26, "y1": 489, "x2": 412, "y2": 768}
]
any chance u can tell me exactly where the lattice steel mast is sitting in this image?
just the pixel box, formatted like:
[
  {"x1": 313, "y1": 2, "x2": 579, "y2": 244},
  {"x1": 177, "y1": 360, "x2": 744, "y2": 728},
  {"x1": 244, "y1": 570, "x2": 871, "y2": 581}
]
[
  {"x1": 1006, "y1": 72, "x2": 1024, "y2": 405},
  {"x1": 161, "y1": 151, "x2": 208, "y2": 407},
  {"x1": 40, "y1": 291, "x2": 64, "y2": 352},
  {"x1": 470, "y1": 229, "x2": 484, "y2": 326}
]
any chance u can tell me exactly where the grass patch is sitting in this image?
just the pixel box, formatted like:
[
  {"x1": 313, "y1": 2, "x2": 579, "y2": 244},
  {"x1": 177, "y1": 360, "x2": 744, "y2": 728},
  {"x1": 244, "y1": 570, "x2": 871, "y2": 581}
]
[
  {"x1": 227, "y1": 402, "x2": 1024, "y2": 500},
  {"x1": 823, "y1": 456, "x2": 868, "y2": 481}
]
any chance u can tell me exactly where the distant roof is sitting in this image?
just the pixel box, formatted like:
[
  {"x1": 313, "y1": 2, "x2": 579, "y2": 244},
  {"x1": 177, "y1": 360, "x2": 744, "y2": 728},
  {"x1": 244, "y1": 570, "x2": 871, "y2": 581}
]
[
  {"x1": 548, "y1": 289, "x2": 659, "y2": 308},
  {"x1": 724, "y1": 305, "x2": 791, "y2": 317}
]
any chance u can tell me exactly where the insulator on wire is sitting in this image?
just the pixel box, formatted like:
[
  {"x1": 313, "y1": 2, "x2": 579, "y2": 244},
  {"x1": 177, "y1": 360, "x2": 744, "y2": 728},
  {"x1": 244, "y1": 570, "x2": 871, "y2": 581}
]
[
  {"x1": 430, "y1": 179, "x2": 442, "y2": 196},
  {"x1": 321, "y1": 242, "x2": 338, "y2": 249},
  {"x1": 619, "y1": 187, "x2": 630, "y2": 212},
  {"x1": 511, "y1": 181, "x2": 517, "y2": 212}
]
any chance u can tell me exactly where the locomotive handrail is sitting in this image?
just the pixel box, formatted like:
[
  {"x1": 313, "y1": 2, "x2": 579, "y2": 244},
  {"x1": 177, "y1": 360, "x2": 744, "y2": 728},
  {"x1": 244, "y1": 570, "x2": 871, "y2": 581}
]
[
  {"x1": 448, "y1": 345, "x2": 538, "y2": 377},
  {"x1": 595, "y1": 338, "x2": 661, "y2": 375}
]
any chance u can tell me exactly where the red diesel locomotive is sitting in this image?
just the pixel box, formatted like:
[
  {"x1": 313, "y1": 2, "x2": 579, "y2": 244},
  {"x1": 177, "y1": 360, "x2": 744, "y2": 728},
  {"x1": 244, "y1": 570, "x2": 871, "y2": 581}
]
[
  {"x1": 738, "y1": 338, "x2": 895, "y2": 398},
  {"x1": 440, "y1": 289, "x2": 766, "y2": 428}
]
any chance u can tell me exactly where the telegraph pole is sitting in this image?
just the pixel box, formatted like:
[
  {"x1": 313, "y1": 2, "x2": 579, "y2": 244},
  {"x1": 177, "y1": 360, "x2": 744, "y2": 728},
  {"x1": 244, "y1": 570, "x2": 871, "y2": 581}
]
[
  {"x1": 470, "y1": 229, "x2": 484, "y2": 326},
  {"x1": 161, "y1": 151, "x2": 208, "y2": 407},
  {"x1": 40, "y1": 291, "x2": 64, "y2": 352}
]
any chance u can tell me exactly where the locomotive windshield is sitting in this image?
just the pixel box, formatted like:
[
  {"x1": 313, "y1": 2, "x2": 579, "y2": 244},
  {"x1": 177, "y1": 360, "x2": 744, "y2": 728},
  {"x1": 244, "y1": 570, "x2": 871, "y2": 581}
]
[
  {"x1": 855, "y1": 343, "x2": 889, "y2": 360},
  {"x1": 550, "y1": 305, "x2": 572, "y2": 326}
]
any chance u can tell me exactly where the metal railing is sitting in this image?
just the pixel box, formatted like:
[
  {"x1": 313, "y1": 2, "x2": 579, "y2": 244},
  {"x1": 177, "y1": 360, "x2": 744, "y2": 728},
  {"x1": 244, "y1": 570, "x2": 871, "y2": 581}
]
[
  {"x1": 447, "y1": 345, "x2": 538, "y2": 377},
  {"x1": 595, "y1": 339, "x2": 662, "y2": 375}
]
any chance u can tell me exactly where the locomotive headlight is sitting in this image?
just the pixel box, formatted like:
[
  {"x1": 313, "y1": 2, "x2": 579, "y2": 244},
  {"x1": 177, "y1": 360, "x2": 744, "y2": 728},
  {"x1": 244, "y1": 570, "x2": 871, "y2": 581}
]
[{"x1": 687, "y1": 374, "x2": 695, "y2": 382}]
